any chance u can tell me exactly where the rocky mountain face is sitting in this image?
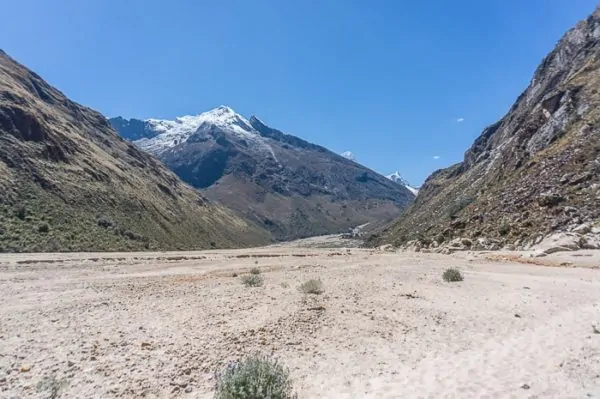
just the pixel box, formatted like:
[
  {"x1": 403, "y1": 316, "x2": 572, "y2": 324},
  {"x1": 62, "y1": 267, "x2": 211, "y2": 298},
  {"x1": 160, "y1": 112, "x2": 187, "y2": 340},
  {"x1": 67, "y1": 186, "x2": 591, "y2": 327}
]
[
  {"x1": 369, "y1": 8, "x2": 600, "y2": 252},
  {"x1": 0, "y1": 51, "x2": 270, "y2": 252},
  {"x1": 111, "y1": 108, "x2": 414, "y2": 240}
]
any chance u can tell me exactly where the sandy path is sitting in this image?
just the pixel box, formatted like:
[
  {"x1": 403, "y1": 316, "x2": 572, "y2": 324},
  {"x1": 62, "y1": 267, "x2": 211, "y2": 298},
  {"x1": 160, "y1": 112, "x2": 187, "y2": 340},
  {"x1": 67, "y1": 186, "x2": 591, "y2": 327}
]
[{"x1": 0, "y1": 248, "x2": 599, "y2": 398}]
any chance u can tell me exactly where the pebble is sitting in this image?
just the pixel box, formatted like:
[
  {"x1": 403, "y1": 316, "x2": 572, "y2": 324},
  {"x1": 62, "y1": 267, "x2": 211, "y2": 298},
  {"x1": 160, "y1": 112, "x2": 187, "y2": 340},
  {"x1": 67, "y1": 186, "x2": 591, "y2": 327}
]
[{"x1": 19, "y1": 365, "x2": 32, "y2": 373}]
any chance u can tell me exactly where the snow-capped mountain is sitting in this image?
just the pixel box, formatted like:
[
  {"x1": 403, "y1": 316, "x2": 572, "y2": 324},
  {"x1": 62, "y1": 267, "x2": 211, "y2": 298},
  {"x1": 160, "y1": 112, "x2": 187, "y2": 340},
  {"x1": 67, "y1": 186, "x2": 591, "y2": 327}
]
[
  {"x1": 340, "y1": 151, "x2": 357, "y2": 161},
  {"x1": 386, "y1": 171, "x2": 419, "y2": 195},
  {"x1": 110, "y1": 107, "x2": 415, "y2": 240},
  {"x1": 115, "y1": 106, "x2": 275, "y2": 158}
]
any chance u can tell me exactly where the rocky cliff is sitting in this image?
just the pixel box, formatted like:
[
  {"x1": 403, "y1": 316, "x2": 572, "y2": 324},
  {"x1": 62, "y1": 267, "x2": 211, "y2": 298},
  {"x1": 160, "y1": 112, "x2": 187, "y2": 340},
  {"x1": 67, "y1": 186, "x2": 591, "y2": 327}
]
[{"x1": 370, "y1": 8, "x2": 600, "y2": 252}]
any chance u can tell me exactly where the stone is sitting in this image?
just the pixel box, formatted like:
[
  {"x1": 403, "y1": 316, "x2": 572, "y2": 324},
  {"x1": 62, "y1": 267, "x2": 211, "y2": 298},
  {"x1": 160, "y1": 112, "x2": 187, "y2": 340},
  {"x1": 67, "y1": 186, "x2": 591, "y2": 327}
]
[
  {"x1": 533, "y1": 232, "x2": 584, "y2": 254},
  {"x1": 563, "y1": 206, "x2": 579, "y2": 215},
  {"x1": 572, "y1": 223, "x2": 591, "y2": 234},
  {"x1": 19, "y1": 365, "x2": 32, "y2": 373},
  {"x1": 140, "y1": 342, "x2": 152, "y2": 349},
  {"x1": 582, "y1": 234, "x2": 600, "y2": 249}
]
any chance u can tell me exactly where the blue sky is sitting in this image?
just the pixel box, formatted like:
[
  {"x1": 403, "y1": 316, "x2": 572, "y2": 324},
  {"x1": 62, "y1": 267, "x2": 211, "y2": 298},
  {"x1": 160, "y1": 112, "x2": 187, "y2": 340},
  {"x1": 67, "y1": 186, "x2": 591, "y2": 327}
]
[{"x1": 1, "y1": 1, "x2": 597, "y2": 184}]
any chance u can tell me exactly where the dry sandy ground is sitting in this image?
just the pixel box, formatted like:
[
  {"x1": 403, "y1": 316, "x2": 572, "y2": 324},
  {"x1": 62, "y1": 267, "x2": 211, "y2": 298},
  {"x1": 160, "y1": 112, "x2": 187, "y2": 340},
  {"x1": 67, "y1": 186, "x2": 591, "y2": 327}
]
[{"x1": 1, "y1": 246, "x2": 599, "y2": 398}]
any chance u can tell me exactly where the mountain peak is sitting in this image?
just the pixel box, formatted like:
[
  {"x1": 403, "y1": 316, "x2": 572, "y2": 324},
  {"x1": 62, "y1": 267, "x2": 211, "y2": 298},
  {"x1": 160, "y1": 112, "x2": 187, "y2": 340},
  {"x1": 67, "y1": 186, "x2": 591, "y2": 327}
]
[
  {"x1": 210, "y1": 105, "x2": 236, "y2": 115},
  {"x1": 386, "y1": 171, "x2": 419, "y2": 195}
]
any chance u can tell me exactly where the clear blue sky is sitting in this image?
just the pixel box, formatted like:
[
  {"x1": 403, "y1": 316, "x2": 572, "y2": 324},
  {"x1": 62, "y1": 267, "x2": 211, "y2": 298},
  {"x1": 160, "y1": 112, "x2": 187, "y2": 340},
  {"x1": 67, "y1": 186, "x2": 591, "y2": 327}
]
[{"x1": 1, "y1": 1, "x2": 597, "y2": 184}]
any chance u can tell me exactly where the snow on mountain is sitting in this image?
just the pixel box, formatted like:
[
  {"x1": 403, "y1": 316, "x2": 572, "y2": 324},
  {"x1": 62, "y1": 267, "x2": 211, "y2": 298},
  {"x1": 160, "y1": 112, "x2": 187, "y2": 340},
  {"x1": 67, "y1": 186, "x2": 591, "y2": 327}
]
[
  {"x1": 134, "y1": 106, "x2": 273, "y2": 157},
  {"x1": 386, "y1": 171, "x2": 419, "y2": 195},
  {"x1": 340, "y1": 151, "x2": 357, "y2": 161}
]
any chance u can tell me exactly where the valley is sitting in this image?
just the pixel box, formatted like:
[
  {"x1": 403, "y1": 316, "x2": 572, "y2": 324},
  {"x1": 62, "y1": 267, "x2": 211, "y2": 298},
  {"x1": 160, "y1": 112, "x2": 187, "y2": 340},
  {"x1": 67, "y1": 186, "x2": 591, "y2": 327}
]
[{"x1": 1, "y1": 243, "x2": 599, "y2": 398}]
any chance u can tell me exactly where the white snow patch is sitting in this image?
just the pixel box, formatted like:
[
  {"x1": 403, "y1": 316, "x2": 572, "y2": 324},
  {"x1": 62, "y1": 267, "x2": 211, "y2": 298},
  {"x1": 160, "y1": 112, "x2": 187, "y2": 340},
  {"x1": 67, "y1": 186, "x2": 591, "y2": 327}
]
[
  {"x1": 134, "y1": 106, "x2": 276, "y2": 161},
  {"x1": 386, "y1": 171, "x2": 419, "y2": 195},
  {"x1": 341, "y1": 151, "x2": 357, "y2": 161}
]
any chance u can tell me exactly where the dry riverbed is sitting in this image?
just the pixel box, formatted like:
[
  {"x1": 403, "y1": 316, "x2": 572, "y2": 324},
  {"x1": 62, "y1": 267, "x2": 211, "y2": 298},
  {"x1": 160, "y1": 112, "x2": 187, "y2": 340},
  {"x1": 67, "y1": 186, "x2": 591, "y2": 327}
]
[{"x1": 1, "y1": 246, "x2": 599, "y2": 398}]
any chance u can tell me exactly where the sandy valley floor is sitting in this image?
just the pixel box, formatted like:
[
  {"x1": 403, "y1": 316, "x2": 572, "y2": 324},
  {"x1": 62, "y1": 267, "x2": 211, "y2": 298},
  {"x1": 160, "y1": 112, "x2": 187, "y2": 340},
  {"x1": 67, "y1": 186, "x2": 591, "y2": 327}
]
[{"x1": 1, "y1": 244, "x2": 599, "y2": 398}]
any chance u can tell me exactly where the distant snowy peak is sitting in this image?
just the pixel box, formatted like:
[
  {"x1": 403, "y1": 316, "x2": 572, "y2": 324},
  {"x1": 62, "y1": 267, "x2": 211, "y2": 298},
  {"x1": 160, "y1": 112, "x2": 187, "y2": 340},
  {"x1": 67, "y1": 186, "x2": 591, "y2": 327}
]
[
  {"x1": 134, "y1": 106, "x2": 263, "y2": 156},
  {"x1": 386, "y1": 171, "x2": 419, "y2": 195},
  {"x1": 340, "y1": 151, "x2": 357, "y2": 161}
]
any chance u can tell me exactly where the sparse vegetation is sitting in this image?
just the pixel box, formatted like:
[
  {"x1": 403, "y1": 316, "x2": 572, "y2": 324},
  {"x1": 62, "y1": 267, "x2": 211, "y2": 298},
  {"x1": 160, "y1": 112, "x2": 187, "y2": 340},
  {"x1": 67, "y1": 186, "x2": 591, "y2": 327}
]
[
  {"x1": 241, "y1": 274, "x2": 264, "y2": 287},
  {"x1": 36, "y1": 375, "x2": 67, "y2": 399},
  {"x1": 442, "y1": 268, "x2": 464, "y2": 282},
  {"x1": 299, "y1": 278, "x2": 324, "y2": 295},
  {"x1": 250, "y1": 267, "x2": 261, "y2": 275},
  {"x1": 447, "y1": 197, "x2": 474, "y2": 219},
  {"x1": 14, "y1": 205, "x2": 26, "y2": 220},
  {"x1": 214, "y1": 355, "x2": 295, "y2": 399},
  {"x1": 498, "y1": 222, "x2": 511, "y2": 236}
]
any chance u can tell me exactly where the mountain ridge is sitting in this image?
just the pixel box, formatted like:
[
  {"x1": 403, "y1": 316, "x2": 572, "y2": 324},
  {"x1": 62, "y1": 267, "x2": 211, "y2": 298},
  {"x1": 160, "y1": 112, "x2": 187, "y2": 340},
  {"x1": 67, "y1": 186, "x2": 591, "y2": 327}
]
[
  {"x1": 111, "y1": 108, "x2": 415, "y2": 241},
  {"x1": 0, "y1": 51, "x2": 271, "y2": 252},
  {"x1": 369, "y1": 8, "x2": 600, "y2": 251}
]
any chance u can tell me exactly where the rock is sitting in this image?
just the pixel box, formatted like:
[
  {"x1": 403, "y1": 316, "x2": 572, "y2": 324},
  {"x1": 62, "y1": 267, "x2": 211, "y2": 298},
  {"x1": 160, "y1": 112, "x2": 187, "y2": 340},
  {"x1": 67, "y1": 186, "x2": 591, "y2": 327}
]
[
  {"x1": 19, "y1": 365, "x2": 32, "y2": 373},
  {"x1": 533, "y1": 232, "x2": 584, "y2": 254},
  {"x1": 521, "y1": 384, "x2": 531, "y2": 390},
  {"x1": 538, "y1": 192, "x2": 564, "y2": 207},
  {"x1": 140, "y1": 342, "x2": 152, "y2": 349},
  {"x1": 572, "y1": 223, "x2": 591, "y2": 234},
  {"x1": 461, "y1": 238, "x2": 473, "y2": 247},
  {"x1": 559, "y1": 173, "x2": 573, "y2": 184},
  {"x1": 563, "y1": 206, "x2": 578, "y2": 215},
  {"x1": 582, "y1": 234, "x2": 600, "y2": 249},
  {"x1": 378, "y1": 244, "x2": 394, "y2": 252}
]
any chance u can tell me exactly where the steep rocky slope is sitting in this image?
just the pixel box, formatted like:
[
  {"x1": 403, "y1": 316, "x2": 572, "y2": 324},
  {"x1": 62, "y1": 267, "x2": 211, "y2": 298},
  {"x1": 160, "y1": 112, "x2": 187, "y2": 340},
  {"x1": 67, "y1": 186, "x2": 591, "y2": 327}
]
[
  {"x1": 0, "y1": 51, "x2": 270, "y2": 252},
  {"x1": 370, "y1": 8, "x2": 600, "y2": 250},
  {"x1": 111, "y1": 108, "x2": 414, "y2": 240}
]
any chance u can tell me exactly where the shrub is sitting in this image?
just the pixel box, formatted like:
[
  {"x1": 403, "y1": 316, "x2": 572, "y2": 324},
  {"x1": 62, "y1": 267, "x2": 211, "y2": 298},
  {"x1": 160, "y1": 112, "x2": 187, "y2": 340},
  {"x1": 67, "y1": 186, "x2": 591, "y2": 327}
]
[
  {"x1": 299, "y1": 279, "x2": 324, "y2": 295},
  {"x1": 38, "y1": 223, "x2": 50, "y2": 233},
  {"x1": 96, "y1": 217, "x2": 113, "y2": 228},
  {"x1": 241, "y1": 274, "x2": 264, "y2": 287},
  {"x1": 250, "y1": 267, "x2": 261, "y2": 275},
  {"x1": 15, "y1": 205, "x2": 26, "y2": 220},
  {"x1": 447, "y1": 197, "x2": 474, "y2": 219},
  {"x1": 498, "y1": 222, "x2": 510, "y2": 236},
  {"x1": 214, "y1": 355, "x2": 294, "y2": 399},
  {"x1": 442, "y1": 268, "x2": 464, "y2": 282},
  {"x1": 37, "y1": 375, "x2": 67, "y2": 399}
]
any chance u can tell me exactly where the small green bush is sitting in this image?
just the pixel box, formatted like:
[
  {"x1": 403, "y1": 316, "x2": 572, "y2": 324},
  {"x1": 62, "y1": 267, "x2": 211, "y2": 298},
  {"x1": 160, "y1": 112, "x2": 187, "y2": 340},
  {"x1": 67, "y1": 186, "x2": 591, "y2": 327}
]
[
  {"x1": 299, "y1": 279, "x2": 324, "y2": 295},
  {"x1": 250, "y1": 267, "x2": 261, "y2": 275},
  {"x1": 15, "y1": 205, "x2": 26, "y2": 220},
  {"x1": 214, "y1": 355, "x2": 294, "y2": 399},
  {"x1": 442, "y1": 268, "x2": 464, "y2": 282},
  {"x1": 38, "y1": 223, "x2": 50, "y2": 233},
  {"x1": 241, "y1": 274, "x2": 264, "y2": 287},
  {"x1": 498, "y1": 222, "x2": 510, "y2": 236},
  {"x1": 447, "y1": 197, "x2": 474, "y2": 219}
]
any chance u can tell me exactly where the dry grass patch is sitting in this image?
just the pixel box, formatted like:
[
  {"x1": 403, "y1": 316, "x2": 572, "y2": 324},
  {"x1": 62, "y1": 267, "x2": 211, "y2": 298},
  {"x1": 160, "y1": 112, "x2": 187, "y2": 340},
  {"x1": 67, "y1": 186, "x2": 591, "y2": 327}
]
[
  {"x1": 241, "y1": 274, "x2": 264, "y2": 287},
  {"x1": 299, "y1": 279, "x2": 324, "y2": 295}
]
